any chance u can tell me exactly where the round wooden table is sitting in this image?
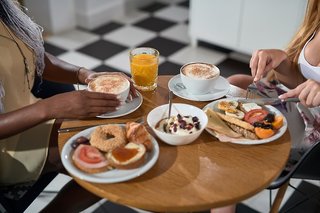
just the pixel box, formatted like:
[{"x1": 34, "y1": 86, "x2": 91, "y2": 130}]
[{"x1": 58, "y1": 75, "x2": 291, "y2": 212}]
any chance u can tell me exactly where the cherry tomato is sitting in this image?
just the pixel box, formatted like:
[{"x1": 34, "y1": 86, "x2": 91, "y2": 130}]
[
  {"x1": 244, "y1": 109, "x2": 269, "y2": 125},
  {"x1": 79, "y1": 145, "x2": 103, "y2": 164}
]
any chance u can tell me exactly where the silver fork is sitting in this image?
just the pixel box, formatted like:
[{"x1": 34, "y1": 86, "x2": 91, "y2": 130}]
[
  {"x1": 246, "y1": 82, "x2": 281, "y2": 99},
  {"x1": 245, "y1": 83, "x2": 260, "y2": 99}
]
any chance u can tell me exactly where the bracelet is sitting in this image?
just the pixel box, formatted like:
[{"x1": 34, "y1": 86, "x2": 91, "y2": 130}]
[
  {"x1": 76, "y1": 67, "x2": 84, "y2": 90},
  {"x1": 76, "y1": 67, "x2": 84, "y2": 83}
]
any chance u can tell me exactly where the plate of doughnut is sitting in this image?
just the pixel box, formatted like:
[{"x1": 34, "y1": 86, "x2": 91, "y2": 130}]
[
  {"x1": 97, "y1": 91, "x2": 143, "y2": 118},
  {"x1": 61, "y1": 122, "x2": 160, "y2": 183}
]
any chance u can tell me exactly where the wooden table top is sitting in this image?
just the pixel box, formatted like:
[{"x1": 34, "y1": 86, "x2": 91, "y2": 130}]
[{"x1": 58, "y1": 75, "x2": 291, "y2": 212}]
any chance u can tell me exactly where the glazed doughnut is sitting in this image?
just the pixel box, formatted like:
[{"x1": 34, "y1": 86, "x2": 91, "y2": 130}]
[{"x1": 90, "y1": 125, "x2": 127, "y2": 152}]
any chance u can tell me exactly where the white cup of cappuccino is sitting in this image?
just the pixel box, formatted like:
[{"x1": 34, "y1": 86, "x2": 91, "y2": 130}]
[
  {"x1": 88, "y1": 74, "x2": 130, "y2": 102},
  {"x1": 180, "y1": 62, "x2": 220, "y2": 95}
]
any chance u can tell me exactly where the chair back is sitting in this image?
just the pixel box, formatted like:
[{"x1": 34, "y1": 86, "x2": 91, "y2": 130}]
[
  {"x1": 268, "y1": 140, "x2": 320, "y2": 190},
  {"x1": 292, "y1": 140, "x2": 320, "y2": 180}
]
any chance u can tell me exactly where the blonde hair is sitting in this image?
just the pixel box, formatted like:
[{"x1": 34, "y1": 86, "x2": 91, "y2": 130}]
[{"x1": 286, "y1": 0, "x2": 320, "y2": 64}]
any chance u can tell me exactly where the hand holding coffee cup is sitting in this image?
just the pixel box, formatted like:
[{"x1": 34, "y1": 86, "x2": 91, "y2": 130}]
[
  {"x1": 87, "y1": 74, "x2": 130, "y2": 103},
  {"x1": 180, "y1": 62, "x2": 220, "y2": 95},
  {"x1": 86, "y1": 72, "x2": 137, "y2": 99}
]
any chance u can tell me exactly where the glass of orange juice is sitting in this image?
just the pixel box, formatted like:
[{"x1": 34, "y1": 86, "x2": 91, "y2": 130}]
[{"x1": 129, "y1": 47, "x2": 159, "y2": 91}]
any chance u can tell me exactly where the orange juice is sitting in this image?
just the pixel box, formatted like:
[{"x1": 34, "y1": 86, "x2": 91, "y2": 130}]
[{"x1": 130, "y1": 48, "x2": 159, "y2": 91}]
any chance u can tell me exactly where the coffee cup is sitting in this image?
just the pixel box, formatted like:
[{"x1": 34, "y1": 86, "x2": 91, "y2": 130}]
[
  {"x1": 88, "y1": 74, "x2": 130, "y2": 102},
  {"x1": 180, "y1": 62, "x2": 220, "y2": 95}
]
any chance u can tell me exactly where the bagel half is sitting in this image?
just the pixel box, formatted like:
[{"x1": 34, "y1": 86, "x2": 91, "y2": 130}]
[{"x1": 107, "y1": 142, "x2": 146, "y2": 169}]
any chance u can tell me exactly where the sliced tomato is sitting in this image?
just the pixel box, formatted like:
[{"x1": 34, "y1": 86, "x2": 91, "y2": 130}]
[
  {"x1": 244, "y1": 109, "x2": 269, "y2": 125},
  {"x1": 79, "y1": 145, "x2": 103, "y2": 164}
]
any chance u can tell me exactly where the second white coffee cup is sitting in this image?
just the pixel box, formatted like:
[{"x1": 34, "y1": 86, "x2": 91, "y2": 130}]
[{"x1": 180, "y1": 62, "x2": 220, "y2": 95}]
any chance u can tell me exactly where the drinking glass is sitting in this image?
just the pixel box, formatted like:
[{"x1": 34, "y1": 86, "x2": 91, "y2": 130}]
[{"x1": 129, "y1": 47, "x2": 159, "y2": 91}]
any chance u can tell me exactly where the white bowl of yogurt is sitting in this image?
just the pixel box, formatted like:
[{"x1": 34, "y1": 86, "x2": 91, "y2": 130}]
[{"x1": 147, "y1": 103, "x2": 208, "y2": 145}]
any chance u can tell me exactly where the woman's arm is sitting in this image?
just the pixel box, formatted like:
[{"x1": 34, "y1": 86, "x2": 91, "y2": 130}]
[
  {"x1": 273, "y1": 58, "x2": 305, "y2": 89},
  {"x1": 250, "y1": 49, "x2": 305, "y2": 89},
  {"x1": 42, "y1": 52, "x2": 94, "y2": 84},
  {"x1": 0, "y1": 90, "x2": 120, "y2": 139},
  {"x1": 43, "y1": 53, "x2": 138, "y2": 97}
]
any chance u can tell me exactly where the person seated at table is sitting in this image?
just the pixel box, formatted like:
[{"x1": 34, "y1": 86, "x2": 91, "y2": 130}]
[
  {"x1": 212, "y1": 0, "x2": 320, "y2": 212},
  {"x1": 227, "y1": 0, "x2": 318, "y2": 92},
  {"x1": 0, "y1": 0, "x2": 136, "y2": 212}
]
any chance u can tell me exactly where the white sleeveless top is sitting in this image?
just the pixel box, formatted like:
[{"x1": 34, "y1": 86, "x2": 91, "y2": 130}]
[{"x1": 298, "y1": 31, "x2": 320, "y2": 82}]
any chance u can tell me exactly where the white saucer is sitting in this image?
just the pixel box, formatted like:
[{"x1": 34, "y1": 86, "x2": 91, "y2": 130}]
[
  {"x1": 97, "y1": 91, "x2": 143, "y2": 118},
  {"x1": 168, "y1": 74, "x2": 230, "y2": 102}
]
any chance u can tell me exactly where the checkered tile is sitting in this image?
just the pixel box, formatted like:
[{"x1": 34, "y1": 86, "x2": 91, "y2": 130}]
[{"x1": 44, "y1": 0, "x2": 251, "y2": 78}]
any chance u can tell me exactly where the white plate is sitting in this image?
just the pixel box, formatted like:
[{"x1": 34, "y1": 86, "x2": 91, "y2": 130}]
[
  {"x1": 168, "y1": 74, "x2": 230, "y2": 102},
  {"x1": 203, "y1": 98, "x2": 288, "y2": 145},
  {"x1": 61, "y1": 126, "x2": 160, "y2": 183},
  {"x1": 97, "y1": 91, "x2": 143, "y2": 118}
]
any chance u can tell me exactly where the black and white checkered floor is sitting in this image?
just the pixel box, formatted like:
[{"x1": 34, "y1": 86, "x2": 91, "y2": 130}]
[
  {"x1": 43, "y1": 0, "x2": 251, "y2": 79},
  {"x1": 26, "y1": 0, "x2": 320, "y2": 212}
]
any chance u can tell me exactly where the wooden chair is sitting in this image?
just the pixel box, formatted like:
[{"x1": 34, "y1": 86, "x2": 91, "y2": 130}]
[{"x1": 268, "y1": 140, "x2": 320, "y2": 213}]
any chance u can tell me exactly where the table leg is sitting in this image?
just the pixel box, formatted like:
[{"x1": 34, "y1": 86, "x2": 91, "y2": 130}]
[{"x1": 270, "y1": 181, "x2": 289, "y2": 213}]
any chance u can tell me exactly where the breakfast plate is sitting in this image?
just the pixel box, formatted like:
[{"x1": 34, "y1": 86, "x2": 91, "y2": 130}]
[
  {"x1": 168, "y1": 74, "x2": 230, "y2": 101},
  {"x1": 61, "y1": 125, "x2": 160, "y2": 183},
  {"x1": 97, "y1": 91, "x2": 143, "y2": 118},
  {"x1": 203, "y1": 98, "x2": 288, "y2": 145}
]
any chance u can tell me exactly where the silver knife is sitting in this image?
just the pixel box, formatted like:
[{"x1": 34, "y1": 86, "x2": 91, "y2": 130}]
[
  {"x1": 237, "y1": 97, "x2": 300, "y2": 105},
  {"x1": 57, "y1": 117, "x2": 144, "y2": 133},
  {"x1": 58, "y1": 124, "x2": 103, "y2": 133}
]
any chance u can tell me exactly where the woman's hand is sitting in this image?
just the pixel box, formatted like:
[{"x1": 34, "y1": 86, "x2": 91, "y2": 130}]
[
  {"x1": 279, "y1": 79, "x2": 320, "y2": 107},
  {"x1": 85, "y1": 71, "x2": 138, "y2": 98},
  {"x1": 250, "y1": 49, "x2": 288, "y2": 82},
  {"x1": 40, "y1": 90, "x2": 121, "y2": 119}
]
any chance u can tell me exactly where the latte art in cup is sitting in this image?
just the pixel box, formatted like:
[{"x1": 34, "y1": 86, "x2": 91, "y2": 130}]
[
  {"x1": 180, "y1": 62, "x2": 220, "y2": 95},
  {"x1": 88, "y1": 75, "x2": 130, "y2": 102},
  {"x1": 182, "y1": 63, "x2": 218, "y2": 79}
]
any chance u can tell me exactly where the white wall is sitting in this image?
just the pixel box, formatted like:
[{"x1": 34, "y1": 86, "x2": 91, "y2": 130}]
[
  {"x1": 189, "y1": 0, "x2": 307, "y2": 54},
  {"x1": 25, "y1": 0, "x2": 76, "y2": 34},
  {"x1": 74, "y1": 0, "x2": 124, "y2": 30},
  {"x1": 25, "y1": 0, "x2": 157, "y2": 33}
]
